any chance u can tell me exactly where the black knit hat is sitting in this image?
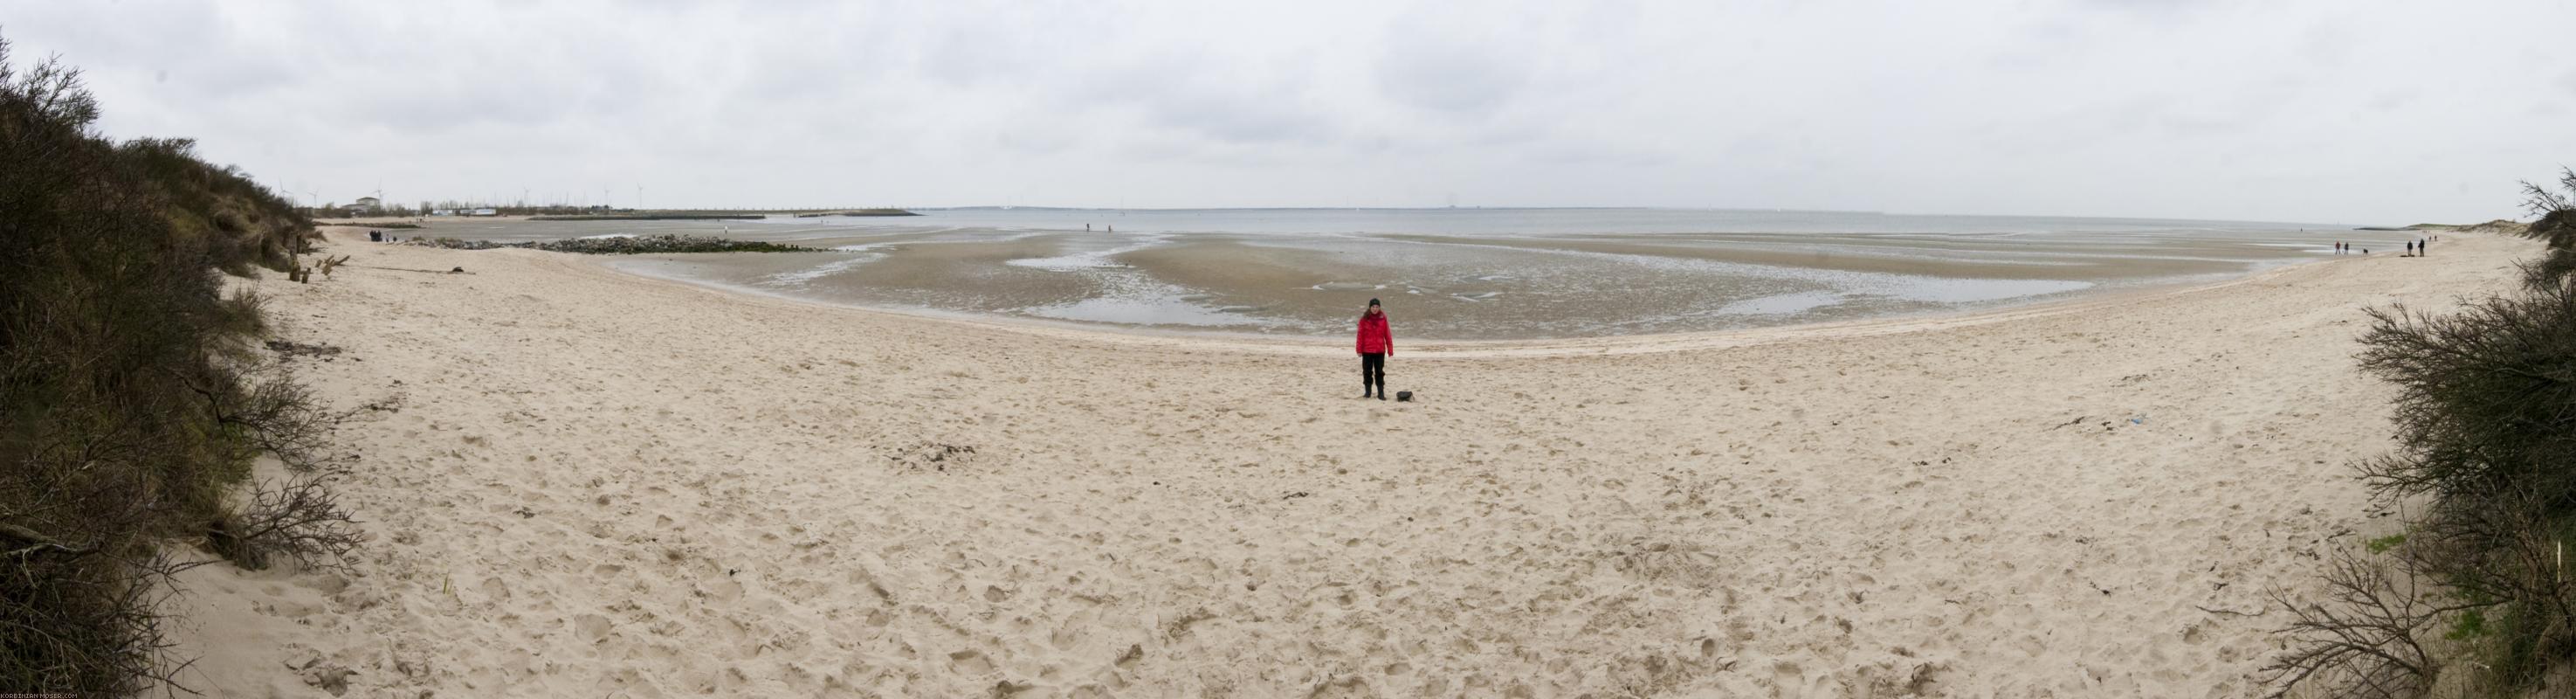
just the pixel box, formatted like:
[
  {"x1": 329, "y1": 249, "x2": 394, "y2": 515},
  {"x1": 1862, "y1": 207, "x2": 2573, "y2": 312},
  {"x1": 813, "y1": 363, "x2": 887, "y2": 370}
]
[{"x1": 1368, "y1": 298, "x2": 1381, "y2": 307}]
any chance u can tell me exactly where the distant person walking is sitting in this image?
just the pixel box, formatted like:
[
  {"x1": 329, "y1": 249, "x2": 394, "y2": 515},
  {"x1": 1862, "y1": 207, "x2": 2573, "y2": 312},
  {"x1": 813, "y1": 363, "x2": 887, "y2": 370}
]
[{"x1": 1356, "y1": 299, "x2": 1393, "y2": 400}]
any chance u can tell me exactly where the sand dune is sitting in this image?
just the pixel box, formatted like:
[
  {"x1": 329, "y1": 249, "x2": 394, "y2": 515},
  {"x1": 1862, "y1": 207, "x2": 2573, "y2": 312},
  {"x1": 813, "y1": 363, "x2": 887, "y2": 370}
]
[{"x1": 168, "y1": 231, "x2": 2529, "y2": 697}]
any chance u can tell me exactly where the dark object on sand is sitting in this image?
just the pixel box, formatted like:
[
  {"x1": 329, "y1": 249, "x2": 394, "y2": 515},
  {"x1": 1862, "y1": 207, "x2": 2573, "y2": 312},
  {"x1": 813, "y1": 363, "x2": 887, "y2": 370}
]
[
  {"x1": 449, "y1": 266, "x2": 465, "y2": 273},
  {"x1": 263, "y1": 340, "x2": 342, "y2": 358},
  {"x1": 403, "y1": 234, "x2": 818, "y2": 254},
  {"x1": 1396, "y1": 391, "x2": 1413, "y2": 402},
  {"x1": 526, "y1": 213, "x2": 763, "y2": 221},
  {"x1": 368, "y1": 230, "x2": 382, "y2": 242},
  {"x1": 791, "y1": 209, "x2": 921, "y2": 218}
]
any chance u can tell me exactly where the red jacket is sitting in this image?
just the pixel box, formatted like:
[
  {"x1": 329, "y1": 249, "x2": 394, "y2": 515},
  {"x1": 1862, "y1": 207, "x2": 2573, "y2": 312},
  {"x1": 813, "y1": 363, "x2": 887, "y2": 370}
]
[{"x1": 1356, "y1": 312, "x2": 1392, "y2": 355}]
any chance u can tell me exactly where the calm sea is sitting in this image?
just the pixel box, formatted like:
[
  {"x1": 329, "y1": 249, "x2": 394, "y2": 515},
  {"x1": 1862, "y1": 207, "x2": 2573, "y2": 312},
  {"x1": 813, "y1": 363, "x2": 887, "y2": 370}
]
[{"x1": 428, "y1": 208, "x2": 2407, "y2": 340}]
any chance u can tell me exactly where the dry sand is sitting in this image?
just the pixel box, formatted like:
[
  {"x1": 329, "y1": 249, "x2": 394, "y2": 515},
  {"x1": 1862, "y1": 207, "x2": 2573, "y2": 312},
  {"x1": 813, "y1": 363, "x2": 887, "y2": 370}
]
[{"x1": 169, "y1": 230, "x2": 2531, "y2": 697}]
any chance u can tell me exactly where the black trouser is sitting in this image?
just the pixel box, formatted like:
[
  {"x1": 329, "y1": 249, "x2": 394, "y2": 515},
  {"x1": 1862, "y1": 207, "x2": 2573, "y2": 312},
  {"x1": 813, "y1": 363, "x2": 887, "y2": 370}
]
[{"x1": 1360, "y1": 353, "x2": 1386, "y2": 394}]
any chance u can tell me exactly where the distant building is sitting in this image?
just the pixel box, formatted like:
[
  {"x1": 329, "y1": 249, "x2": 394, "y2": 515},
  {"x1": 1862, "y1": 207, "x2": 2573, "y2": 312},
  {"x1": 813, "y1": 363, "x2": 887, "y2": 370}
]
[
  {"x1": 431, "y1": 209, "x2": 454, "y2": 217},
  {"x1": 353, "y1": 196, "x2": 381, "y2": 211},
  {"x1": 471, "y1": 208, "x2": 499, "y2": 217}
]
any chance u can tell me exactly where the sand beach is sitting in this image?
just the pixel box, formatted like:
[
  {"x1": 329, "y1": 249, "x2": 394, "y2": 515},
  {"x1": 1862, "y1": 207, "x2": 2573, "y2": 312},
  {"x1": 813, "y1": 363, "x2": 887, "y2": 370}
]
[{"x1": 169, "y1": 229, "x2": 2531, "y2": 697}]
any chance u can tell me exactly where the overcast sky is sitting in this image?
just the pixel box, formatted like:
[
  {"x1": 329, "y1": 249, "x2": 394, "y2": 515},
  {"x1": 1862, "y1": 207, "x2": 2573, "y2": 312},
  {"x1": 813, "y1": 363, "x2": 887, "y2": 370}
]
[{"x1": 10, "y1": 0, "x2": 2575, "y2": 223}]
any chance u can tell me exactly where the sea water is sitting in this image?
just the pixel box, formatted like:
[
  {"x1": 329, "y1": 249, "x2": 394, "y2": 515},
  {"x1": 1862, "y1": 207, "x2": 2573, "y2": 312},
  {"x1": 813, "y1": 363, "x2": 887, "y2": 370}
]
[{"x1": 440, "y1": 208, "x2": 2408, "y2": 340}]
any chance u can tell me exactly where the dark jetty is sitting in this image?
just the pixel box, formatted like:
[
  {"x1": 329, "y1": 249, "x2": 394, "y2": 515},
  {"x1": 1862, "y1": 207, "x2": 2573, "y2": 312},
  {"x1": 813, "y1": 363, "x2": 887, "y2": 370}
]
[{"x1": 410, "y1": 234, "x2": 819, "y2": 253}]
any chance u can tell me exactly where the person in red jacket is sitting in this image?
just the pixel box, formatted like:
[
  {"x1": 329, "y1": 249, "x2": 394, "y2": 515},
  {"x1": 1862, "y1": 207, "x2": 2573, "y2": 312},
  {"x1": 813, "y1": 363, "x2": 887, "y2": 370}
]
[{"x1": 1356, "y1": 298, "x2": 1393, "y2": 399}]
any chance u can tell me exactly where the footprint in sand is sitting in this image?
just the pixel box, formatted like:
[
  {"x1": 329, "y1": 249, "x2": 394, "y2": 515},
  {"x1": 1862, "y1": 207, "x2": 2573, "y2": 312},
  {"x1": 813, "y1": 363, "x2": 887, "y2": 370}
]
[
  {"x1": 699, "y1": 578, "x2": 744, "y2": 603},
  {"x1": 948, "y1": 649, "x2": 996, "y2": 675},
  {"x1": 575, "y1": 613, "x2": 611, "y2": 643},
  {"x1": 1774, "y1": 660, "x2": 1805, "y2": 691}
]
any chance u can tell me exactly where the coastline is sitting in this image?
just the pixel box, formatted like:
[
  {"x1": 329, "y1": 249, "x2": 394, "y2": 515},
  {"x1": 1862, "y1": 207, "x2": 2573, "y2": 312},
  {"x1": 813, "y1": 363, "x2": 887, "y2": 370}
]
[
  {"x1": 172, "y1": 228, "x2": 2534, "y2": 696},
  {"x1": 396, "y1": 210, "x2": 2387, "y2": 343},
  {"x1": 589, "y1": 233, "x2": 2345, "y2": 359}
]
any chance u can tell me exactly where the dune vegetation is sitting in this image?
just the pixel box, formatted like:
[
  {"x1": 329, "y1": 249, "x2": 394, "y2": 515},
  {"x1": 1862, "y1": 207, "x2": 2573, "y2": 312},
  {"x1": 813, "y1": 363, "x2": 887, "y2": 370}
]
[
  {"x1": 0, "y1": 35, "x2": 355, "y2": 694},
  {"x1": 2267, "y1": 171, "x2": 2576, "y2": 697}
]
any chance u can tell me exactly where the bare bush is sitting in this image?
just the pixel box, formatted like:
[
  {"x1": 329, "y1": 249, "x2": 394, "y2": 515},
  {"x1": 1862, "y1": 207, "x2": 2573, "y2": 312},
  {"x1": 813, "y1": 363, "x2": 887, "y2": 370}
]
[
  {"x1": 2517, "y1": 169, "x2": 2576, "y2": 291},
  {"x1": 2263, "y1": 545, "x2": 2485, "y2": 698},
  {"x1": 0, "y1": 539, "x2": 205, "y2": 694},
  {"x1": 207, "y1": 364, "x2": 361, "y2": 474},
  {"x1": 210, "y1": 471, "x2": 361, "y2": 572},
  {"x1": 2351, "y1": 281, "x2": 2576, "y2": 507}
]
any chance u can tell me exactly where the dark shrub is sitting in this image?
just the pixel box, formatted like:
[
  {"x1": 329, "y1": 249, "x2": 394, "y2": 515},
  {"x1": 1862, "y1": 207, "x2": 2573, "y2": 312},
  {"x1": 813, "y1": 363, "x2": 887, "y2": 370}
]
[
  {"x1": 1, "y1": 35, "x2": 349, "y2": 694},
  {"x1": 2268, "y1": 172, "x2": 2576, "y2": 696}
]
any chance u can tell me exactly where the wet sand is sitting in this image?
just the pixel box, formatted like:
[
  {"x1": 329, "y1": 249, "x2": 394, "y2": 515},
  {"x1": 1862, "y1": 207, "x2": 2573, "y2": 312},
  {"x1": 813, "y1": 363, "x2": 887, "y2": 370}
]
[
  {"x1": 620, "y1": 230, "x2": 2372, "y2": 339},
  {"x1": 1385, "y1": 232, "x2": 2304, "y2": 280},
  {"x1": 613, "y1": 237, "x2": 1107, "y2": 315},
  {"x1": 380, "y1": 212, "x2": 2411, "y2": 340}
]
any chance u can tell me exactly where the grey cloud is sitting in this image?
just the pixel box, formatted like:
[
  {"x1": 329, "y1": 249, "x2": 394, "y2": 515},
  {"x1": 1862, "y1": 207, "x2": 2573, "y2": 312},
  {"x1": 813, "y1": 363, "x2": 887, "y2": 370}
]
[
  {"x1": 921, "y1": 26, "x2": 1031, "y2": 87},
  {"x1": 1154, "y1": 91, "x2": 1335, "y2": 145},
  {"x1": 1373, "y1": 32, "x2": 1529, "y2": 115},
  {"x1": 2365, "y1": 89, "x2": 2417, "y2": 113},
  {"x1": 1069, "y1": 47, "x2": 1342, "y2": 148},
  {"x1": 5, "y1": 0, "x2": 2574, "y2": 222}
]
